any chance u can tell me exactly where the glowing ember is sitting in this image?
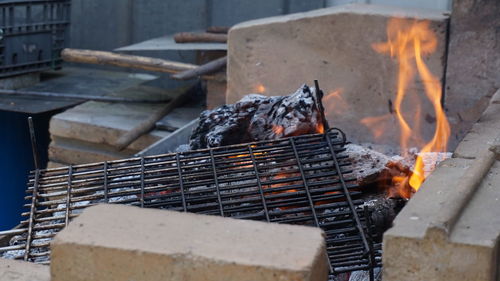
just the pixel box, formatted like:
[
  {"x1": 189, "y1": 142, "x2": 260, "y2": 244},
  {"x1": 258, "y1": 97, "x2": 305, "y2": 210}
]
[
  {"x1": 372, "y1": 18, "x2": 450, "y2": 193},
  {"x1": 255, "y1": 84, "x2": 266, "y2": 93},
  {"x1": 272, "y1": 125, "x2": 284, "y2": 136}
]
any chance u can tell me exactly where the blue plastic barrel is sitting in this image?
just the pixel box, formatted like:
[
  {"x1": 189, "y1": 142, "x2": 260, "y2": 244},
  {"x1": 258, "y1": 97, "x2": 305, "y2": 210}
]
[{"x1": 0, "y1": 110, "x2": 50, "y2": 229}]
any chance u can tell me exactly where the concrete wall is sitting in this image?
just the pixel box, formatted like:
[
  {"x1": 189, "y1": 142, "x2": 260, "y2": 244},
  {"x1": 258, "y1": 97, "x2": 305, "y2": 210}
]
[
  {"x1": 69, "y1": 0, "x2": 451, "y2": 53},
  {"x1": 327, "y1": 0, "x2": 452, "y2": 10},
  {"x1": 68, "y1": 0, "x2": 326, "y2": 52}
]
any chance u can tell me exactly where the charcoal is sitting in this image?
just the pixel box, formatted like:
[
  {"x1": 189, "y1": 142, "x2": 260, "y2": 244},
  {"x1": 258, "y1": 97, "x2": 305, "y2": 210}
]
[
  {"x1": 189, "y1": 84, "x2": 326, "y2": 149},
  {"x1": 363, "y1": 194, "x2": 406, "y2": 242},
  {"x1": 346, "y1": 144, "x2": 413, "y2": 198}
]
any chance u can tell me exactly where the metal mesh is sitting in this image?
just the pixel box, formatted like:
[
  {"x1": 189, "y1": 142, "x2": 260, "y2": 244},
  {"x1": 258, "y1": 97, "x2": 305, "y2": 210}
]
[{"x1": 0, "y1": 129, "x2": 382, "y2": 280}]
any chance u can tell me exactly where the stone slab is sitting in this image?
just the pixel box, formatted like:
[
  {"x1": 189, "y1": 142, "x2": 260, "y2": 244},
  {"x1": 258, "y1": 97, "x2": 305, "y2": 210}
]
[
  {"x1": 48, "y1": 137, "x2": 135, "y2": 165},
  {"x1": 51, "y1": 204, "x2": 329, "y2": 281},
  {"x1": 0, "y1": 258, "x2": 49, "y2": 281},
  {"x1": 444, "y1": 0, "x2": 500, "y2": 150},
  {"x1": 227, "y1": 4, "x2": 449, "y2": 148},
  {"x1": 49, "y1": 84, "x2": 178, "y2": 151}
]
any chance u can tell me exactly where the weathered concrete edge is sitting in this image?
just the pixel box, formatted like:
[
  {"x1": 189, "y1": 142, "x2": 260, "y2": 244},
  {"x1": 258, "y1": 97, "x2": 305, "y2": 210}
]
[
  {"x1": 385, "y1": 87, "x2": 500, "y2": 241},
  {"x1": 425, "y1": 149, "x2": 496, "y2": 238},
  {"x1": 51, "y1": 242, "x2": 325, "y2": 280},
  {"x1": 0, "y1": 258, "x2": 50, "y2": 281},
  {"x1": 230, "y1": 4, "x2": 448, "y2": 32}
]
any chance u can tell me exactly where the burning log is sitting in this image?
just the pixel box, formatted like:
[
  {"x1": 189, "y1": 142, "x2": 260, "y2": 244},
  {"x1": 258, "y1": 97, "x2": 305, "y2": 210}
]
[
  {"x1": 346, "y1": 144, "x2": 413, "y2": 199},
  {"x1": 189, "y1": 84, "x2": 327, "y2": 149}
]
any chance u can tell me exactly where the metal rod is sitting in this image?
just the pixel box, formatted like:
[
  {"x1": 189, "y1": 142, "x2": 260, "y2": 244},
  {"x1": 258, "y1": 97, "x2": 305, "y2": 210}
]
[
  {"x1": 64, "y1": 165, "x2": 72, "y2": 226},
  {"x1": 140, "y1": 157, "x2": 145, "y2": 208},
  {"x1": 325, "y1": 132, "x2": 371, "y2": 255},
  {"x1": 248, "y1": 145, "x2": 270, "y2": 222},
  {"x1": 176, "y1": 154, "x2": 188, "y2": 212},
  {"x1": 209, "y1": 148, "x2": 224, "y2": 217},
  {"x1": 103, "y1": 161, "x2": 109, "y2": 202},
  {"x1": 23, "y1": 169, "x2": 39, "y2": 261},
  {"x1": 27, "y1": 117, "x2": 40, "y2": 170}
]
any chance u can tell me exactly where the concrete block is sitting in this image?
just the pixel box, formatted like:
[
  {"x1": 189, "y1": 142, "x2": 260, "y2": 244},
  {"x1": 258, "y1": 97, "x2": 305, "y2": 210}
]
[
  {"x1": 453, "y1": 89, "x2": 500, "y2": 159},
  {"x1": 0, "y1": 258, "x2": 49, "y2": 281},
  {"x1": 48, "y1": 137, "x2": 134, "y2": 165},
  {"x1": 383, "y1": 88, "x2": 500, "y2": 280},
  {"x1": 48, "y1": 84, "x2": 177, "y2": 151},
  {"x1": 444, "y1": 0, "x2": 500, "y2": 150},
  {"x1": 383, "y1": 157, "x2": 500, "y2": 281},
  {"x1": 206, "y1": 77, "x2": 227, "y2": 109},
  {"x1": 51, "y1": 204, "x2": 329, "y2": 281},
  {"x1": 227, "y1": 4, "x2": 449, "y2": 148}
]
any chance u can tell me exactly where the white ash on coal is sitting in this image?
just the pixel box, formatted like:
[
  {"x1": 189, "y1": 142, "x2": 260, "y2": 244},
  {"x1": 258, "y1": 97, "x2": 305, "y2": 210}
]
[{"x1": 189, "y1": 84, "x2": 326, "y2": 149}]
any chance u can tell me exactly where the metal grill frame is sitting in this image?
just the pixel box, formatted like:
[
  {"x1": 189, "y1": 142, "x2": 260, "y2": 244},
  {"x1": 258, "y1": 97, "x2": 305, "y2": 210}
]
[{"x1": 0, "y1": 129, "x2": 382, "y2": 280}]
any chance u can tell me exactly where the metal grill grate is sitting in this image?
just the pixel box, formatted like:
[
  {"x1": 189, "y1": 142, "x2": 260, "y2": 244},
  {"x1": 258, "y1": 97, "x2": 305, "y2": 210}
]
[{"x1": 0, "y1": 129, "x2": 382, "y2": 280}]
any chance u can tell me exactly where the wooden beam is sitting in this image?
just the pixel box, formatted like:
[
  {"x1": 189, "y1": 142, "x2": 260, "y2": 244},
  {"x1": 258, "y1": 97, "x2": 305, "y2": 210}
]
[{"x1": 61, "y1": 48, "x2": 197, "y2": 74}]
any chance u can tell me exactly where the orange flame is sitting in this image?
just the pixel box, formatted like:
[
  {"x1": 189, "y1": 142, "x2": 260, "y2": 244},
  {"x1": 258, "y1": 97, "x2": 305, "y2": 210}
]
[
  {"x1": 272, "y1": 125, "x2": 284, "y2": 136},
  {"x1": 255, "y1": 84, "x2": 266, "y2": 94},
  {"x1": 373, "y1": 18, "x2": 450, "y2": 193},
  {"x1": 360, "y1": 114, "x2": 392, "y2": 141},
  {"x1": 324, "y1": 89, "x2": 347, "y2": 114}
]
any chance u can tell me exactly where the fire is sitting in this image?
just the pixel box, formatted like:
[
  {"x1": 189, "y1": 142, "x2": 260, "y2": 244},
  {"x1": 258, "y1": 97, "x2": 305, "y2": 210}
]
[
  {"x1": 316, "y1": 122, "x2": 325, "y2": 134},
  {"x1": 272, "y1": 125, "x2": 284, "y2": 136},
  {"x1": 373, "y1": 18, "x2": 450, "y2": 193},
  {"x1": 255, "y1": 84, "x2": 266, "y2": 94},
  {"x1": 360, "y1": 114, "x2": 392, "y2": 141},
  {"x1": 324, "y1": 89, "x2": 347, "y2": 114}
]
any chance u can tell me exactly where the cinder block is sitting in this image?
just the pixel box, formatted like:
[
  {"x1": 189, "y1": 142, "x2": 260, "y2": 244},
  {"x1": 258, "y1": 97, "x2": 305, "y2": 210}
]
[
  {"x1": 0, "y1": 259, "x2": 49, "y2": 281},
  {"x1": 51, "y1": 204, "x2": 329, "y2": 281},
  {"x1": 227, "y1": 4, "x2": 449, "y2": 148}
]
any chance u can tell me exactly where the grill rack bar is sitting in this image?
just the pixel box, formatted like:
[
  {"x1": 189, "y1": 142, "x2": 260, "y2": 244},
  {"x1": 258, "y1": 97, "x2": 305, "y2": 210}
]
[{"x1": 0, "y1": 129, "x2": 382, "y2": 279}]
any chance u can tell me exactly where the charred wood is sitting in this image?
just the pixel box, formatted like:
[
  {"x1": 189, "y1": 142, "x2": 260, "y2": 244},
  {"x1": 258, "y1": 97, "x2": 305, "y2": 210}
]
[
  {"x1": 189, "y1": 84, "x2": 326, "y2": 149},
  {"x1": 346, "y1": 144, "x2": 413, "y2": 198}
]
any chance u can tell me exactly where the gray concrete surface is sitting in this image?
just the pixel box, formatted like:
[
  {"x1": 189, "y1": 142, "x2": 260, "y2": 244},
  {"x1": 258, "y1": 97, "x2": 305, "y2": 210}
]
[{"x1": 51, "y1": 204, "x2": 329, "y2": 281}]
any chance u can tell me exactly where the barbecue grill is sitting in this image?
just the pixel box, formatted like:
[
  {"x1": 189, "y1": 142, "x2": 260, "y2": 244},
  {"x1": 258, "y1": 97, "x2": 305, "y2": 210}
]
[{"x1": 0, "y1": 128, "x2": 382, "y2": 280}]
